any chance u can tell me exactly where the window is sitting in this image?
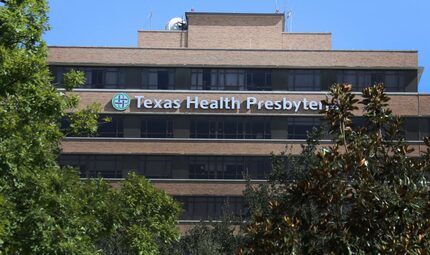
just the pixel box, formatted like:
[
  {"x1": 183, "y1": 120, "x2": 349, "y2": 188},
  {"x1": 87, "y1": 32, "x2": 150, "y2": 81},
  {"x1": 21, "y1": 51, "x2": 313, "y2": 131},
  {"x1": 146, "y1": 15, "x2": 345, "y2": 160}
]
[
  {"x1": 246, "y1": 69, "x2": 272, "y2": 90},
  {"x1": 221, "y1": 119, "x2": 238, "y2": 139},
  {"x1": 188, "y1": 156, "x2": 268, "y2": 180},
  {"x1": 142, "y1": 68, "x2": 175, "y2": 90},
  {"x1": 50, "y1": 66, "x2": 416, "y2": 92},
  {"x1": 58, "y1": 155, "x2": 86, "y2": 178},
  {"x1": 90, "y1": 155, "x2": 122, "y2": 178},
  {"x1": 244, "y1": 120, "x2": 271, "y2": 139},
  {"x1": 104, "y1": 69, "x2": 119, "y2": 88},
  {"x1": 403, "y1": 118, "x2": 419, "y2": 140},
  {"x1": 352, "y1": 117, "x2": 368, "y2": 130},
  {"x1": 420, "y1": 118, "x2": 430, "y2": 140},
  {"x1": 80, "y1": 68, "x2": 93, "y2": 88},
  {"x1": 189, "y1": 157, "x2": 222, "y2": 179},
  {"x1": 59, "y1": 154, "x2": 273, "y2": 180},
  {"x1": 142, "y1": 156, "x2": 172, "y2": 178},
  {"x1": 384, "y1": 71, "x2": 401, "y2": 92},
  {"x1": 141, "y1": 118, "x2": 173, "y2": 138},
  {"x1": 190, "y1": 162, "x2": 210, "y2": 179},
  {"x1": 223, "y1": 158, "x2": 243, "y2": 179},
  {"x1": 371, "y1": 72, "x2": 385, "y2": 85},
  {"x1": 336, "y1": 70, "x2": 409, "y2": 92},
  {"x1": 190, "y1": 117, "x2": 271, "y2": 139},
  {"x1": 223, "y1": 69, "x2": 245, "y2": 90},
  {"x1": 336, "y1": 70, "x2": 358, "y2": 89},
  {"x1": 175, "y1": 196, "x2": 245, "y2": 220},
  {"x1": 190, "y1": 119, "x2": 216, "y2": 138},
  {"x1": 91, "y1": 70, "x2": 104, "y2": 88},
  {"x1": 98, "y1": 116, "x2": 124, "y2": 137},
  {"x1": 191, "y1": 69, "x2": 247, "y2": 90},
  {"x1": 244, "y1": 157, "x2": 272, "y2": 179},
  {"x1": 191, "y1": 69, "x2": 203, "y2": 90},
  {"x1": 191, "y1": 69, "x2": 213, "y2": 90},
  {"x1": 287, "y1": 117, "x2": 321, "y2": 139},
  {"x1": 289, "y1": 70, "x2": 321, "y2": 91}
]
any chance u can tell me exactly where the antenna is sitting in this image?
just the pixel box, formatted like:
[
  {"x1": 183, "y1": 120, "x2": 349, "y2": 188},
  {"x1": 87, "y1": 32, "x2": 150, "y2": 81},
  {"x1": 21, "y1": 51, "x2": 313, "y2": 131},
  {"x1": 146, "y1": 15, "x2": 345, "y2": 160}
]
[
  {"x1": 284, "y1": 0, "x2": 293, "y2": 32},
  {"x1": 286, "y1": 10, "x2": 293, "y2": 32},
  {"x1": 148, "y1": 11, "x2": 153, "y2": 30},
  {"x1": 275, "y1": 0, "x2": 280, "y2": 13}
]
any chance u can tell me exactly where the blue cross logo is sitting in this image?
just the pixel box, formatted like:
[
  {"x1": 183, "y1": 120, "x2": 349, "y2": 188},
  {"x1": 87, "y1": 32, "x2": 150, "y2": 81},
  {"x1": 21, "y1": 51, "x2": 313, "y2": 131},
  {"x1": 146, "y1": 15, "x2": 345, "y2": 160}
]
[{"x1": 112, "y1": 93, "x2": 130, "y2": 111}]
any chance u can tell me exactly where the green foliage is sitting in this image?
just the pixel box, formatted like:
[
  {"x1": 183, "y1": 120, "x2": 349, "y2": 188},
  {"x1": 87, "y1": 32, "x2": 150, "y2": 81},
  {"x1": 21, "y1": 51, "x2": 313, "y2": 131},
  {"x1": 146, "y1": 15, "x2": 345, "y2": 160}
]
[
  {"x1": 67, "y1": 103, "x2": 103, "y2": 136},
  {"x1": 63, "y1": 69, "x2": 86, "y2": 91},
  {"x1": 161, "y1": 219, "x2": 239, "y2": 255},
  {"x1": 98, "y1": 173, "x2": 181, "y2": 255},
  {"x1": 240, "y1": 84, "x2": 430, "y2": 254},
  {"x1": 0, "y1": 1, "x2": 180, "y2": 254}
]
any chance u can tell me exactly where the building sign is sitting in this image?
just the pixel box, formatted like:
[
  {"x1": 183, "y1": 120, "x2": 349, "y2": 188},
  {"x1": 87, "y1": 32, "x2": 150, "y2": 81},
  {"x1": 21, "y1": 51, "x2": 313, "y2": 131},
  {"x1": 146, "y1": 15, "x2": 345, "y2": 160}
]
[
  {"x1": 112, "y1": 93, "x2": 325, "y2": 112},
  {"x1": 112, "y1": 93, "x2": 131, "y2": 111}
]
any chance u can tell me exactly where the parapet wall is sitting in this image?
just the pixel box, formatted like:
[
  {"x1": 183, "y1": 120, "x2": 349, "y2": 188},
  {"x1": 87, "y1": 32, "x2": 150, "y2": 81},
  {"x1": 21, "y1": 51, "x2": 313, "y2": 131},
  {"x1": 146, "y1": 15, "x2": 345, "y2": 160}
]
[
  {"x1": 137, "y1": 13, "x2": 332, "y2": 50},
  {"x1": 282, "y1": 33, "x2": 331, "y2": 50}
]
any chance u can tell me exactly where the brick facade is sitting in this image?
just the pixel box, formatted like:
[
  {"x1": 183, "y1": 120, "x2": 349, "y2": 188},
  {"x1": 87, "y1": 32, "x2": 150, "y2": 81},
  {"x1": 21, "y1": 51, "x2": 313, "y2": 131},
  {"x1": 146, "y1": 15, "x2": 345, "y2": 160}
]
[
  {"x1": 49, "y1": 12, "x2": 425, "y2": 227},
  {"x1": 48, "y1": 47, "x2": 417, "y2": 69}
]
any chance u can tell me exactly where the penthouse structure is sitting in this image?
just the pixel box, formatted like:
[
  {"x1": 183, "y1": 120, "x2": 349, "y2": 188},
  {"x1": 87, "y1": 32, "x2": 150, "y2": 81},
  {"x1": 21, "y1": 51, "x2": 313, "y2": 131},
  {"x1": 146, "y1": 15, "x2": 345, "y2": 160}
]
[{"x1": 48, "y1": 12, "x2": 427, "y2": 228}]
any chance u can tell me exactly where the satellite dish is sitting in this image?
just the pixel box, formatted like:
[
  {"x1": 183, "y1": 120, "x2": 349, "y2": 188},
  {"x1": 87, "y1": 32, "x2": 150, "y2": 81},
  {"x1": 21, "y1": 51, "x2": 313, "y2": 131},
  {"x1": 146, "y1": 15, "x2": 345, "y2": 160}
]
[{"x1": 165, "y1": 17, "x2": 187, "y2": 30}]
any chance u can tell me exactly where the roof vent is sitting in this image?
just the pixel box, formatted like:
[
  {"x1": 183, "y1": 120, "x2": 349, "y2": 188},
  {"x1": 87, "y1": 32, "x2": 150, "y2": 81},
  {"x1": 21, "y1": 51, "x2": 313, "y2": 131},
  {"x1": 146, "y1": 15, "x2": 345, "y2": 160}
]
[{"x1": 165, "y1": 17, "x2": 187, "y2": 31}]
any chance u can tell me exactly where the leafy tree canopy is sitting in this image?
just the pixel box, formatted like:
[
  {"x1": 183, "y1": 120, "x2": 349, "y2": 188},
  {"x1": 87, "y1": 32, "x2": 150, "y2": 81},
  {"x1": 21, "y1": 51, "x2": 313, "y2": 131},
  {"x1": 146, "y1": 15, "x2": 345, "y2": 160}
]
[
  {"x1": 0, "y1": 1, "x2": 180, "y2": 254},
  {"x1": 240, "y1": 84, "x2": 430, "y2": 254}
]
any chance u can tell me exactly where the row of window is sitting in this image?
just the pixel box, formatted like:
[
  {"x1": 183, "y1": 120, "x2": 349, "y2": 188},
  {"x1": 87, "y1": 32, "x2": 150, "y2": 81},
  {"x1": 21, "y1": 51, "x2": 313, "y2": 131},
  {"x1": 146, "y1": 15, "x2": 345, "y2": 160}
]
[
  {"x1": 50, "y1": 66, "x2": 416, "y2": 92},
  {"x1": 52, "y1": 67, "x2": 175, "y2": 90},
  {"x1": 175, "y1": 196, "x2": 245, "y2": 220},
  {"x1": 190, "y1": 118, "x2": 271, "y2": 139},
  {"x1": 63, "y1": 115, "x2": 430, "y2": 141},
  {"x1": 58, "y1": 155, "x2": 272, "y2": 180},
  {"x1": 191, "y1": 69, "x2": 272, "y2": 90}
]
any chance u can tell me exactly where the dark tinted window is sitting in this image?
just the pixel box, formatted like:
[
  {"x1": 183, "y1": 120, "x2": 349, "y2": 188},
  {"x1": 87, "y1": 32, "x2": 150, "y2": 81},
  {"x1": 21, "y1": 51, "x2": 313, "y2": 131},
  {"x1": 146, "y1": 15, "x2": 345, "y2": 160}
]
[
  {"x1": 420, "y1": 118, "x2": 430, "y2": 140},
  {"x1": 175, "y1": 196, "x2": 245, "y2": 220},
  {"x1": 403, "y1": 118, "x2": 419, "y2": 140},
  {"x1": 336, "y1": 70, "x2": 412, "y2": 92},
  {"x1": 287, "y1": 117, "x2": 321, "y2": 139},
  {"x1": 91, "y1": 70, "x2": 104, "y2": 88},
  {"x1": 98, "y1": 116, "x2": 124, "y2": 137},
  {"x1": 191, "y1": 69, "x2": 271, "y2": 91},
  {"x1": 141, "y1": 118, "x2": 173, "y2": 138},
  {"x1": 188, "y1": 156, "x2": 271, "y2": 180},
  {"x1": 190, "y1": 117, "x2": 271, "y2": 139},
  {"x1": 246, "y1": 69, "x2": 272, "y2": 90},
  {"x1": 141, "y1": 156, "x2": 172, "y2": 178},
  {"x1": 50, "y1": 66, "x2": 416, "y2": 92},
  {"x1": 289, "y1": 70, "x2": 321, "y2": 91},
  {"x1": 142, "y1": 68, "x2": 175, "y2": 90},
  {"x1": 59, "y1": 155, "x2": 272, "y2": 180}
]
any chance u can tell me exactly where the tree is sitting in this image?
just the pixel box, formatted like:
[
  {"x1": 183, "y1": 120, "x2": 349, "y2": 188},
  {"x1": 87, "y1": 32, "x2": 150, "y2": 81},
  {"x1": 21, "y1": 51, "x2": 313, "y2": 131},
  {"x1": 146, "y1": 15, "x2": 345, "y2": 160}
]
[
  {"x1": 240, "y1": 84, "x2": 430, "y2": 254},
  {"x1": 94, "y1": 173, "x2": 181, "y2": 255},
  {"x1": 160, "y1": 217, "x2": 240, "y2": 255},
  {"x1": 0, "y1": 1, "x2": 180, "y2": 254}
]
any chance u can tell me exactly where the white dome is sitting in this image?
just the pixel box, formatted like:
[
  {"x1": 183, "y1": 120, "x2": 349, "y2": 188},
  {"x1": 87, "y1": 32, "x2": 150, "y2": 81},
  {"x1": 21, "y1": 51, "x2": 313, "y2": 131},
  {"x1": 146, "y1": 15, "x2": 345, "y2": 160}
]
[{"x1": 165, "y1": 17, "x2": 186, "y2": 30}]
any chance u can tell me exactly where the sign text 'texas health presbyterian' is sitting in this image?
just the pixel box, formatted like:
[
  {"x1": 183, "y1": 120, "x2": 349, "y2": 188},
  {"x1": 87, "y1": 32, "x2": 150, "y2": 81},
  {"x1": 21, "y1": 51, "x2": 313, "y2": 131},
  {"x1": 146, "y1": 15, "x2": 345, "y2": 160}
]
[{"x1": 111, "y1": 93, "x2": 326, "y2": 112}]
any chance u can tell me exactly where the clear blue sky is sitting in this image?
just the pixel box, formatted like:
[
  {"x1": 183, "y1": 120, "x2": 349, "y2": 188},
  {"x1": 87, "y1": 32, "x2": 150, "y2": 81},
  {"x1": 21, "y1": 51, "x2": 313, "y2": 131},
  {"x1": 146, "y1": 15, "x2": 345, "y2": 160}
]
[{"x1": 45, "y1": 0, "x2": 430, "y2": 92}]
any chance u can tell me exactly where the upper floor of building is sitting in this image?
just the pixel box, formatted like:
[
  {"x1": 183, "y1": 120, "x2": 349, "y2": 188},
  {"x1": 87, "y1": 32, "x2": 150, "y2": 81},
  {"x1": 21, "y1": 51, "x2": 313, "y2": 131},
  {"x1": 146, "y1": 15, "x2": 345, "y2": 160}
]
[
  {"x1": 137, "y1": 12, "x2": 331, "y2": 50},
  {"x1": 47, "y1": 12, "x2": 422, "y2": 92}
]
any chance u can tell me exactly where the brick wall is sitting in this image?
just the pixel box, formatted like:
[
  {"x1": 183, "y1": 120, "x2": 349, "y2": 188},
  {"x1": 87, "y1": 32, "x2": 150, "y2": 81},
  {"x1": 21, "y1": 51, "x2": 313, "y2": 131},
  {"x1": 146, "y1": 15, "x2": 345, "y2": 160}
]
[
  {"x1": 186, "y1": 14, "x2": 283, "y2": 49},
  {"x1": 282, "y1": 33, "x2": 331, "y2": 50},
  {"x1": 137, "y1": 15, "x2": 332, "y2": 50},
  {"x1": 137, "y1": 31, "x2": 187, "y2": 48},
  {"x1": 48, "y1": 47, "x2": 418, "y2": 69}
]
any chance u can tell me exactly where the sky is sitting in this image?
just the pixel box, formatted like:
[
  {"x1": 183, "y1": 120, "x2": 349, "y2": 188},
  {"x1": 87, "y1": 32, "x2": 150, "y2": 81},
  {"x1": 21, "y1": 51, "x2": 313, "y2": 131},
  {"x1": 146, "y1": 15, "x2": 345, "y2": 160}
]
[{"x1": 45, "y1": 0, "x2": 430, "y2": 92}]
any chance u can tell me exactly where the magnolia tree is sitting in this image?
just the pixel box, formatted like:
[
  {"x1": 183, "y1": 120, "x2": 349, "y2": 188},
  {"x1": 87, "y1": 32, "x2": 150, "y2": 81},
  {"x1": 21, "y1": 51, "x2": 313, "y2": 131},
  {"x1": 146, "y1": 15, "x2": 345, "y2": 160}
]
[{"x1": 240, "y1": 84, "x2": 430, "y2": 254}]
